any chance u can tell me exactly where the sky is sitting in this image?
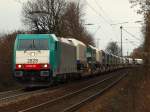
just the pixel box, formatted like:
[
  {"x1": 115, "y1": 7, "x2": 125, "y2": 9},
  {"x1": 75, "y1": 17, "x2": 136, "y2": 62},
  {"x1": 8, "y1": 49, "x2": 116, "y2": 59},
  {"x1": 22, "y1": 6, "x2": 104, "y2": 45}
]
[
  {"x1": 0, "y1": 0, "x2": 143, "y2": 55},
  {"x1": 0, "y1": 0, "x2": 22, "y2": 32},
  {"x1": 84, "y1": 0, "x2": 143, "y2": 55}
]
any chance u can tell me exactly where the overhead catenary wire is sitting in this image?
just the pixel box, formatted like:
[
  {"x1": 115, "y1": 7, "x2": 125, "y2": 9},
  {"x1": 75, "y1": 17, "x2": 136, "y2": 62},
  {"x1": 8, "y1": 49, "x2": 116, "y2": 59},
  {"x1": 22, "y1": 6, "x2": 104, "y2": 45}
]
[
  {"x1": 86, "y1": 0, "x2": 121, "y2": 41},
  {"x1": 92, "y1": 25, "x2": 101, "y2": 37},
  {"x1": 122, "y1": 28, "x2": 142, "y2": 42},
  {"x1": 94, "y1": 0, "x2": 113, "y2": 23},
  {"x1": 86, "y1": 0, "x2": 143, "y2": 51},
  {"x1": 93, "y1": 0, "x2": 121, "y2": 39},
  {"x1": 125, "y1": 38, "x2": 139, "y2": 47},
  {"x1": 86, "y1": 0, "x2": 111, "y2": 25}
]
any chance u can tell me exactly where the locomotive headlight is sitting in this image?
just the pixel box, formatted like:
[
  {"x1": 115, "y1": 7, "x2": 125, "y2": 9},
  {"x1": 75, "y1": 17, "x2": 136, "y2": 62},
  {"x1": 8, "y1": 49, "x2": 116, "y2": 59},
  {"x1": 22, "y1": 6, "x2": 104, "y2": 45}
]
[
  {"x1": 16, "y1": 64, "x2": 23, "y2": 69},
  {"x1": 41, "y1": 64, "x2": 50, "y2": 69},
  {"x1": 44, "y1": 64, "x2": 48, "y2": 68},
  {"x1": 18, "y1": 64, "x2": 22, "y2": 68}
]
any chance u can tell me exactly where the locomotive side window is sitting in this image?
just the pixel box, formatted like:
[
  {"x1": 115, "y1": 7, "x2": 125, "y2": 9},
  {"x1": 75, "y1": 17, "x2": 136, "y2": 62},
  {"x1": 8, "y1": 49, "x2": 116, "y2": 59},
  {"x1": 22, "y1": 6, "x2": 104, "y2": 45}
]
[{"x1": 18, "y1": 39, "x2": 49, "y2": 50}]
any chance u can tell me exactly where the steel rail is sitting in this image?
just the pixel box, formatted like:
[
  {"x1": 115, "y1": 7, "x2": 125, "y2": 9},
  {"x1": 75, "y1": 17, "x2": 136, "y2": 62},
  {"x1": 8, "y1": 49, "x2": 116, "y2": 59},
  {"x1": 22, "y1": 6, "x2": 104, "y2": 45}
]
[
  {"x1": 0, "y1": 89, "x2": 22, "y2": 95},
  {"x1": 18, "y1": 74, "x2": 118, "y2": 112},
  {"x1": 0, "y1": 69, "x2": 124, "y2": 105},
  {"x1": 62, "y1": 73, "x2": 127, "y2": 112},
  {"x1": 0, "y1": 88, "x2": 53, "y2": 103}
]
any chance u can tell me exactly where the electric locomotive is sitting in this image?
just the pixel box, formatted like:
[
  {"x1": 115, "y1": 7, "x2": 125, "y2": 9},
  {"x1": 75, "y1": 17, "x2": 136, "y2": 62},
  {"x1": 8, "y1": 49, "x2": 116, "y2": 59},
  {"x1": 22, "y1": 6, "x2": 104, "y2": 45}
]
[{"x1": 13, "y1": 34, "x2": 77, "y2": 87}]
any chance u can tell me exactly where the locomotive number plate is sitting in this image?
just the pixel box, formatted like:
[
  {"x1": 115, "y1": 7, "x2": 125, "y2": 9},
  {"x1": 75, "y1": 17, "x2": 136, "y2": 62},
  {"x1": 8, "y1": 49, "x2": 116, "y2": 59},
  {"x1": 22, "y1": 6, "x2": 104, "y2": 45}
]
[{"x1": 27, "y1": 59, "x2": 38, "y2": 64}]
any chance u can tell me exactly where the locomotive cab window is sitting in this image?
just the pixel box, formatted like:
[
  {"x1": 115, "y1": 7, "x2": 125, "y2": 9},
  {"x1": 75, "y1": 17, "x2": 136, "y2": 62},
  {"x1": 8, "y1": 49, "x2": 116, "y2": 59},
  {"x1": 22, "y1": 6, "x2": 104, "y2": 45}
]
[{"x1": 17, "y1": 39, "x2": 49, "y2": 50}]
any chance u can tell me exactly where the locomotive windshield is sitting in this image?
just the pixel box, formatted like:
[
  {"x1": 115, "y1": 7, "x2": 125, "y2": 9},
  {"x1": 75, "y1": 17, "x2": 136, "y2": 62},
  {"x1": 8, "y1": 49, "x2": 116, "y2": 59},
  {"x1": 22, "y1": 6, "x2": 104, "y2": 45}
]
[{"x1": 17, "y1": 39, "x2": 49, "y2": 50}]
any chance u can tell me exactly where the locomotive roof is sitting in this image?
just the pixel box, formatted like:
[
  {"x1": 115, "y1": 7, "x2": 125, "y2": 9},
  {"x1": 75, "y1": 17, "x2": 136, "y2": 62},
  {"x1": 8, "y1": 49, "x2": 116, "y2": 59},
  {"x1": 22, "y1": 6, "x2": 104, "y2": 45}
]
[
  {"x1": 67, "y1": 38, "x2": 86, "y2": 47},
  {"x1": 16, "y1": 34, "x2": 58, "y2": 41},
  {"x1": 60, "y1": 37, "x2": 76, "y2": 47},
  {"x1": 88, "y1": 45, "x2": 96, "y2": 49}
]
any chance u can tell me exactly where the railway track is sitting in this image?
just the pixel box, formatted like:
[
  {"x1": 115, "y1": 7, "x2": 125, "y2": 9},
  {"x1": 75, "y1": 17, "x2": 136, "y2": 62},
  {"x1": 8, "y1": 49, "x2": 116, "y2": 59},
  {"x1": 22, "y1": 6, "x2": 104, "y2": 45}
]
[
  {"x1": 0, "y1": 69, "x2": 123, "y2": 105},
  {"x1": 0, "y1": 87, "x2": 59, "y2": 105},
  {"x1": 0, "y1": 89, "x2": 46, "y2": 104},
  {"x1": 63, "y1": 73, "x2": 127, "y2": 112},
  {"x1": 0, "y1": 89, "x2": 24, "y2": 101},
  {"x1": 0, "y1": 89, "x2": 22, "y2": 97},
  {"x1": 18, "y1": 72, "x2": 127, "y2": 112},
  {"x1": 0, "y1": 74, "x2": 109, "y2": 105}
]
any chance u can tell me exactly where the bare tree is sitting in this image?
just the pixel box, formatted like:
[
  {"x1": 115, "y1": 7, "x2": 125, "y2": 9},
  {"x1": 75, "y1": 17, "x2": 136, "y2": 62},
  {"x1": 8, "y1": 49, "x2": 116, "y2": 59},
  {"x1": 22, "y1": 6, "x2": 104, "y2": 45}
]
[
  {"x1": 0, "y1": 32, "x2": 19, "y2": 88},
  {"x1": 22, "y1": 0, "x2": 94, "y2": 45},
  {"x1": 131, "y1": 45, "x2": 144, "y2": 58},
  {"x1": 106, "y1": 42, "x2": 121, "y2": 56},
  {"x1": 60, "y1": 2, "x2": 82, "y2": 37},
  {"x1": 60, "y1": 2, "x2": 94, "y2": 45},
  {"x1": 22, "y1": 0, "x2": 67, "y2": 34},
  {"x1": 129, "y1": 0, "x2": 150, "y2": 66}
]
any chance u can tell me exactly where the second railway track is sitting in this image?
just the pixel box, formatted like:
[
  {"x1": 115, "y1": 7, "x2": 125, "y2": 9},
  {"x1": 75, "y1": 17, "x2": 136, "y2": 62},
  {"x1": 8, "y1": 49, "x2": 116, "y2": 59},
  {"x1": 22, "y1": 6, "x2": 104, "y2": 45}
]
[
  {"x1": 0, "y1": 87, "x2": 61, "y2": 105},
  {"x1": 0, "y1": 89, "x2": 23, "y2": 99},
  {"x1": 18, "y1": 72, "x2": 128, "y2": 112},
  {"x1": 0, "y1": 70, "x2": 123, "y2": 105},
  {"x1": 0, "y1": 89, "x2": 44, "y2": 104}
]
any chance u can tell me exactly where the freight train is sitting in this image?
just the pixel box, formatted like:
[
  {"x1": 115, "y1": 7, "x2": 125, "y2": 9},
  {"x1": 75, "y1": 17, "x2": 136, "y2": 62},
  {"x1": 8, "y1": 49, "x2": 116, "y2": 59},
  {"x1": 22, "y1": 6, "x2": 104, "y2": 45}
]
[{"x1": 13, "y1": 34, "x2": 143, "y2": 87}]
